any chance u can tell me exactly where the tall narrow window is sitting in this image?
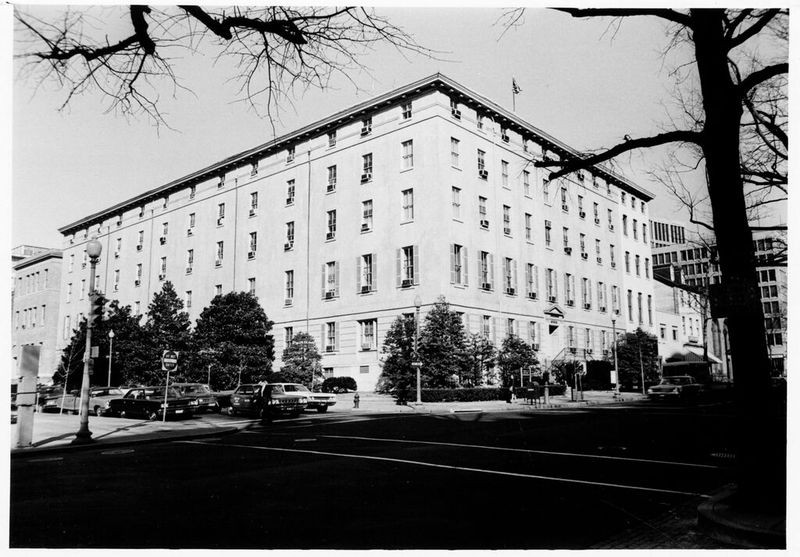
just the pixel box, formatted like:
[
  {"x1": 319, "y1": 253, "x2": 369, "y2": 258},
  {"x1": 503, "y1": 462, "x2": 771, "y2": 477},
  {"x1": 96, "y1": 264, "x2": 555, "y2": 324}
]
[
  {"x1": 622, "y1": 215, "x2": 628, "y2": 236},
  {"x1": 452, "y1": 187, "x2": 461, "y2": 219},
  {"x1": 286, "y1": 146, "x2": 295, "y2": 163},
  {"x1": 647, "y1": 295, "x2": 653, "y2": 325},
  {"x1": 450, "y1": 244, "x2": 467, "y2": 286},
  {"x1": 546, "y1": 268, "x2": 557, "y2": 301},
  {"x1": 503, "y1": 205, "x2": 511, "y2": 235},
  {"x1": 327, "y1": 165, "x2": 337, "y2": 192},
  {"x1": 402, "y1": 189, "x2": 414, "y2": 221},
  {"x1": 561, "y1": 187, "x2": 568, "y2": 211},
  {"x1": 450, "y1": 138, "x2": 460, "y2": 167},
  {"x1": 627, "y1": 290, "x2": 633, "y2": 321},
  {"x1": 545, "y1": 220, "x2": 552, "y2": 247},
  {"x1": 479, "y1": 251, "x2": 493, "y2": 290},
  {"x1": 249, "y1": 232, "x2": 258, "y2": 257},
  {"x1": 399, "y1": 246, "x2": 417, "y2": 285},
  {"x1": 324, "y1": 261, "x2": 339, "y2": 297},
  {"x1": 578, "y1": 195, "x2": 584, "y2": 217},
  {"x1": 159, "y1": 257, "x2": 167, "y2": 278},
  {"x1": 217, "y1": 203, "x2": 225, "y2": 226},
  {"x1": 523, "y1": 170, "x2": 531, "y2": 197},
  {"x1": 401, "y1": 140, "x2": 414, "y2": 169},
  {"x1": 285, "y1": 271, "x2": 294, "y2": 300},
  {"x1": 250, "y1": 192, "x2": 258, "y2": 214},
  {"x1": 186, "y1": 290, "x2": 192, "y2": 309},
  {"x1": 477, "y1": 149, "x2": 486, "y2": 178},
  {"x1": 625, "y1": 251, "x2": 631, "y2": 273},
  {"x1": 362, "y1": 200, "x2": 374, "y2": 231},
  {"x1": 328, "y1": 130, "x2": 336, "y2": 148},
  {"x1": 478, "y1": 196, "x2": 488, "y2": 227},
  {"x1": 186, "y1": 249, "x2": 194, "y2": 272},
  {"x1": 637, "y1": 292, "x2": 643, "y2": 324},
  {"x1": 401, "y1": 101, "x2": 412, "y2": 120},
  {"x1": 526, "y1": 264, "x2": 538, "y2": 299},
  {"x1": 359, "y1": 253, "x2": 375, "y2": 292},
  {"x1": 286, "y1": 180, "x2": 295, "y2": 205},
  {"x1": 361, "y1": 116, "x2": 372, "y2": 135},
  {"x1": 633, "y1": 218, "x2": 639, "y2": 240},
  {"x1": 327, "y1": 210, "x2": 337, "y2": 240},
  {"x1": 525, "y1": 213, "x2": 532, "y2": 241},
  {"x1": 362, "y1": 153, "x2": 373, "y2": 182},
  {"x1": 635, "y1": 254, "x2": 640, "y2": 276},
  {"x1": 501, "y1": 160, "x2": 509, "y2": 186},
  {"x1": 247, "y1": 277, "x2": 256, "y2": 296},
  {"x1": 216, "y1": 241, "x2": 224, "y2": 266}
]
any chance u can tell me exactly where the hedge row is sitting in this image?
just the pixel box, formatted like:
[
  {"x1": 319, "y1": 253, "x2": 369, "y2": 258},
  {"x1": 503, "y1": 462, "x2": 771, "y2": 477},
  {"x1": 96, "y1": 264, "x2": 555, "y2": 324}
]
[{"x1": 417, "y1": 384, "x2": 567, "y2": 402}]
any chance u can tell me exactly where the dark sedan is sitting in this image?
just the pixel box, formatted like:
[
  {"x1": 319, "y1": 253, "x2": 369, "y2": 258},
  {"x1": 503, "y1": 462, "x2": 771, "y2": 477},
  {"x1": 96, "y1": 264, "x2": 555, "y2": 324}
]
[
  {"x1": 171, "y1": 383, "x2": 220, "y2": 413},
  {"x1": 647, "y1": 375, "x2": 704, "y2": 402},
  {"x1": 229, "y1": 383, "x2": 308, "y2": 421},
  {"x1": 105, "y1": 386, "x2": 196, "y2": 420}
]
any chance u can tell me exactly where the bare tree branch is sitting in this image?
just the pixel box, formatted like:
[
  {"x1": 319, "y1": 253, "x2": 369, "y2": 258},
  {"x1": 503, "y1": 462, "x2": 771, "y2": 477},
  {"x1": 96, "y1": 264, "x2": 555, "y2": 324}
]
[
  {"x1": 554, "y1": 8, "x2": 692, "y2": 28},
  {"x1": 727, "y1": 9, "x2": 781, "y2": 50},
  {"x1": 738, "y1": 62, "x2": 789, "y2": 96}
]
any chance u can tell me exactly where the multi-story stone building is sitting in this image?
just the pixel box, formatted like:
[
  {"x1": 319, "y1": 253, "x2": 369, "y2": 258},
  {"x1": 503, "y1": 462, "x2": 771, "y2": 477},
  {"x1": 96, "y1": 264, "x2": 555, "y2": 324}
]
[
  {"x1": 651, "y1": 230, "x2": 786, "y2": 376},
  {"x1": 12, "y1": 246, "x2": 63, "y2": 382},
  {"x1": 56, "y1": 74, "x2": 656, "y2": 391}
]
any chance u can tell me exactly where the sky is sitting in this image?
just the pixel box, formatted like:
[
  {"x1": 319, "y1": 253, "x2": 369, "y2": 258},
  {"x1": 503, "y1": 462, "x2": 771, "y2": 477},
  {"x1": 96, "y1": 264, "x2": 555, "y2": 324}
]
[{"x1": 9, "y1": 6, "x2": 789, "y2": 249}]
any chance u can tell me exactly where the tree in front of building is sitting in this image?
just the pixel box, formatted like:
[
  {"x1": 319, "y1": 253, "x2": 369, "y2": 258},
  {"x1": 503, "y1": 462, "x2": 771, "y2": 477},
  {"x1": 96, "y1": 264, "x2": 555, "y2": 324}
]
[
  {"x1": 496, "y1": 335, "x2": 539, "y2": 389},
  {"x1": 613, "y1": 328, "x2": 660, "y2": 392},
  {"x1": 377, "y1": 315, "x2": 417, "y2": 401},
  {"x1": 191, "y1": 292, "x2": 275, "y2": 390},
  {"x1": 279, "y1": 332, "x2": 323, "y2": 387},
  {"x1": 462, "y1": 333, "x2": 497, "y2": 386},
  {"x1": 417, "y1": 296, "x2": 469, "y2": 388},
  {"x1": 144, "y1": 281, "x2": 192, "y2": 374}
]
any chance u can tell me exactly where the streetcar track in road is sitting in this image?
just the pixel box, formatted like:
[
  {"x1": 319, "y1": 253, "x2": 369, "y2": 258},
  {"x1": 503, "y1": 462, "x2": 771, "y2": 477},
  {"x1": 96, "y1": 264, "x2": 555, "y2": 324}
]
[
  {"x1": 181, "y1": 440, "x2": 712, "y2": 498},
  {"x1": 314, "y1": 434, "x2": 724, "y2": 470}
]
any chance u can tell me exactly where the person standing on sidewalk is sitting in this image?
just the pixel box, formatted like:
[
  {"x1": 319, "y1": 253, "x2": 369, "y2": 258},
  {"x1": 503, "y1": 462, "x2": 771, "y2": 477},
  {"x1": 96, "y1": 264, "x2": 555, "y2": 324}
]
[{"x1": 353, "y1": 392, "x2": 360, "y2": 409}]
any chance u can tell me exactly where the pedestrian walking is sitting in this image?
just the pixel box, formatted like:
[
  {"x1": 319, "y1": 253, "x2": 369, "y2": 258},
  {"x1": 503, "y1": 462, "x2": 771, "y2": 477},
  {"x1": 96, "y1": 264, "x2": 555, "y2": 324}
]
[
  {"x1": 353, "y1": 392, "x2": 360, "y2": 409},
  {"x1": 510, "y1": 384, "x2": 516, "y2": 401}
]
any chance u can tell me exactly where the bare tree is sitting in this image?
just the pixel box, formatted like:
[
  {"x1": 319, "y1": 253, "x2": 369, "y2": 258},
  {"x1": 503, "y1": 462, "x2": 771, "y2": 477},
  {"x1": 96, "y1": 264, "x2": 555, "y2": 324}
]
[
  {"x1": 504, "y1": 8, "x2": 787, "y2": 512},
  {"x1": 14, "y1": 5, "x2": 431, "y2": 127}
]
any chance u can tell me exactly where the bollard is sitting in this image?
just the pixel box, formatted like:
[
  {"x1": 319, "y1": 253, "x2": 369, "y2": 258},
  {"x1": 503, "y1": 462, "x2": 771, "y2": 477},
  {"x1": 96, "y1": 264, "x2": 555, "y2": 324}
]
[{"x1": 543, "y1": 384, "x2": 550, "y2": 406}]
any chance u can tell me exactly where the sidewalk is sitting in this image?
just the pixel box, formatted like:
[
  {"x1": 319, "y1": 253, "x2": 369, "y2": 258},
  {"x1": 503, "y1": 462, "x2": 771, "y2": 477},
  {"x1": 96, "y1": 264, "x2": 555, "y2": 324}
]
[{"x1": 10, "y1": 412, "x2": 237, "y2": 457}]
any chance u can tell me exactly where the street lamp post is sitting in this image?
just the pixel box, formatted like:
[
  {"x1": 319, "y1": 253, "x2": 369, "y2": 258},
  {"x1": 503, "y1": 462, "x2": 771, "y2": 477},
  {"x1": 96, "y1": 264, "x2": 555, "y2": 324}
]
[
  {"x1": 107, "y1": 329, "x2": 115, "y2": 388},
  {"x1": 612, "y1": 317, "x2": 620, "y2": 398},
  {"x1": 414, "y1": 295, "x2": 422, "y2": 405},
  {"x1": 73, "y1": 238, "x2": 102, "y2": 445}
]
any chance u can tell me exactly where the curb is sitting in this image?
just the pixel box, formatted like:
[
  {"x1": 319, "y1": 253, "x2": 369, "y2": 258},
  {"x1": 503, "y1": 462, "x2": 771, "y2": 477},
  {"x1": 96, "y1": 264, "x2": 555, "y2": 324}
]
[
  {"x1": 11, "y1": 426, "x2": 239, "y2": 459},
  {"x1": 697, "y1": 485, "x2": 786, "y2": 549}
]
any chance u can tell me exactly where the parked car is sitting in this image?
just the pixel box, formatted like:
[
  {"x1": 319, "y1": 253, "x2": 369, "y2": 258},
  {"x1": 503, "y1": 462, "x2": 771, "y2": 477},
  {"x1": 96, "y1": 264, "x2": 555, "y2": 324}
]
[
  {"x1": 646, "y1": 376, "x2": 704, "y2": 402},
  {"x1": 104, "y1": 386, "x2": 196, "y2": 420},
  {"x1": 228, "y1": 383, "x2": 308, "y2": 421},
  {"x1": 36, "y1": 385, "x2": 64, "y2": 411},
  {"x1": 41, "y1": 387, "x2": 129, "y2": 416},
  {"x1": 170, "y1": 383, "x2": 220, "y2": 413},
  {"x1": 275, "y1": 383, "x2": 336, "y2": 413}
]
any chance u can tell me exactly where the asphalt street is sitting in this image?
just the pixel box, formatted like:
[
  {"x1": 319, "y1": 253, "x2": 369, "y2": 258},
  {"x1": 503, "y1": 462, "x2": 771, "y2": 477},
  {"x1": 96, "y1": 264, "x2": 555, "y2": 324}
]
[{"x1": 10, "y1": 400, "x2": 737, "y2": 549}]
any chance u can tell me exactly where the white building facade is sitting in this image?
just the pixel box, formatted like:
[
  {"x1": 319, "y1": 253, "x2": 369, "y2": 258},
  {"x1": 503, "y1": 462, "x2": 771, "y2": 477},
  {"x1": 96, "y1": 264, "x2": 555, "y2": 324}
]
[{"x1": 56, "y1": 74, "x2": 656, "y2": 391}]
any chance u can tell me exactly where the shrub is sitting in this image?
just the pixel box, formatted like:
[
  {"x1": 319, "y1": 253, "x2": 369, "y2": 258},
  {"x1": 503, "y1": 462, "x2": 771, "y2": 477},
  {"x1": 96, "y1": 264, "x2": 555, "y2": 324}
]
[
  {"x1": 321, "y1": 376, "x2": 357, "y2": 393},
  {"x1": 420, "y1": 388, "x2": 505, "y2": 402}
]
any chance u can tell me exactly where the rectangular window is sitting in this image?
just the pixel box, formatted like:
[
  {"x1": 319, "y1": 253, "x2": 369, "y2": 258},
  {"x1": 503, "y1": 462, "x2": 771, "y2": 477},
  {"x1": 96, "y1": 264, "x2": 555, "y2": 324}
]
[
  {"x1": 546, "y1": 268, "x2": 557, "y2": 300},
  {"x1": 482, "y1": 315, "x2": 491, "y2": 337},
  {"x1": 507, "y1": 318, "x2": 515, "y2": 337},
  {"x1": 479, "y1": 251, "x2": 493, "y2": 289},
  {"x1": 565, "y1": 273, "x2": 574, "y2": 305},
  {"x1": 612, "y1": 285, "x2": 619, "y2": 314},
  {"x1": 501, "y1": 160, "x2": 509, "y2": 187},
  {"x1": 359, "y1": 253, "x2": 375, "y2": 292},
  {"x1": 286, "y1": 180, "x2": 296, "y2": 205},
  {"x1": 478, "y1": 196, "x2": 488, "y2": 228},
  {"x1": 326, "y1": 210, "x2": 337, "y2": 240},
  {"x1": 186, "y1": 249, "x2": 194, "y2": 272},
  {"x1": 526, "y1": 264, "x2": 538, "y2": 299},
  {"x1": 402, "y1": 189, "x2": 414, "y2": 221},
  {"x1": 578, "y1": 195, "x2": 584, "y2": 217},
  {"x1": 360, "y1": 320, "x2": 377, "y2": 350},
  {"x1": 249, "y1": 232, "x2": 258, "y2": 255},
  {"x1": 451, "y1": 244, "x2": 467, "y2": 286},
  {"x1": 136, "y1": 264, "x2": 142, "y2": 281},
  {"x1": 401, "y1": 140, "x2": 414, "y2": 169},
  {"x1": 563, "y1": 227, "x2": 570, "y2": 250},
  {"x1": 286, "y1": 146, "x2": 295, "y2": 163},
  {"x1": 597, "y1": 281, "x2": 606, "y2": 310},
  {"x1": 80, "y1": 279, "x2": 86, "y2": 300},
  {"x1": 503, "y1": 205, "x2": 511, "y2": 235},
  {"x1": 362, "y1": 200, "x2": 373, "y2": 231},
  {"x1": 399, "y1": 246, "x2": 418, "y2": 285},
  {"x1": 593, "y1": 202, "x2": 599, "y2": 224},
  {"x1": 642, "y1": 224, "x2": 647, "y2": 244},
  {"x1": 362, "y1": 116, "x2": 372, "y2": 135},
  {"x1": 523, "y1": 170, "x2": 531, "y2": 197},
  {"x1": 248, "y1": 277, "x2": 256, "y2": 296},
  {"x1": 635, "y1": 254, "x2": 640, "y2": 276},
  {"x1": 451, "y1": 137, "x2": 460, "y2": 167},
  {"x1": 401, "y1": 101, "x2": 412, "y2": 120},
  {"x1": 216, "y1": 241, "x2": 224, "y2": 266},
  {"x1": 286, "y1": 221, "x2": 295, "y2": 247},
  {"x1": 188, "y1": 213, "x2": 196, "y2": 230},
  {"x1": 186, "y1": 291, "x2": 192, "y2": 309},
  {"x1": 503, "y1": 257, "x2": 517, "y2": 294},
  {"x1": 285, "y1": 327, "x2": 294, "y2": 347},
  {"x1": 137, "y1": 231, "x2": 144, "y2": 249},
  {"x1": 326, "y1": 322, "x2": 338, "y2": 351},
  {"x1": 477, "y1": 149, "x2": 486, "y2": 177},
  {"x1": 160, "y1": 256, "x2": 167, "y2": 276},
  {"x1": 525, "y1": 213, "x2": 532, "y2": 241},
  {"x1": 543, "y1": 178, "x2": 550, "y2": 197},
  {"x1": 327, "y1": 165, "x2": 337, "y2": 192},
  {"x1": 362, "y1": 153, "x2": 373, "y2": 181},
  {"x1": 633, "y1": 219, "x2": 639, "y2": 240},
  {"x1": 625, "y1": 251, "x2": 631, "y2": 273},
  {"x1": 477, "y1": 113, "x2": 484, "y2": 131},
  {"x1": 323, "y1": 261, "x2": 339, "y2": 297},
  {"x1": 647, "y1": 295, "x2": 653, "y2": 325},
  {"x1": 580, "y1": 233, "x2": 587, "y2": 257},
  {"x1": 189, "y1": 185, "x2": 196, "y2": 199},
  {"x1": 645, "y1": 258, "x2": 650, "y2": 278},
  {"x1": 638, "y1": 292, "x2": 643, "y2": 324},
  {"x1": 285, "y1": 271, "x2": 294, "y2": 300},
  {"x1": 561, "y1": 187, "x2": 568, "y2": 211},
  {"x1": 622, "y1": 215, "x2": 628, "y2": 236},
  {"x1": 627, "y1": 290, "x2": 633, "y2": 321},
  {"x1": 328, "y1": 130, "x2": 336, "y2": 148},
  {"x1": 452, "y1": 187, "x2": 461, "y2": 219}
]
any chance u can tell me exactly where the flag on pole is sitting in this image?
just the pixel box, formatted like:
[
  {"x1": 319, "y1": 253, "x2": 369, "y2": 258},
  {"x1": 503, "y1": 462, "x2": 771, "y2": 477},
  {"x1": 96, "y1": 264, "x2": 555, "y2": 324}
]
[{"x1": 512, "y1": 78, "x2": 522, "y2": 95}]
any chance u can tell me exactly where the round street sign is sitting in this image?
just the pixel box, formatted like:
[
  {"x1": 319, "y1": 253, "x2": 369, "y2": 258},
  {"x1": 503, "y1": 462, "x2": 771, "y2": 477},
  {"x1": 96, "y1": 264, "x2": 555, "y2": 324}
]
[{"x1": 162, "y1": 350, "x2": 179, "y2": 372}]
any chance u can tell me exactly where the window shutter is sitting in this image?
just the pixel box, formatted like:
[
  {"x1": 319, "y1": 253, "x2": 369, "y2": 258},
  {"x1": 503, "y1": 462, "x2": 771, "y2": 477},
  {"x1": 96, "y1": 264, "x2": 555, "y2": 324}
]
[
  {"x1": 321, "y1": 264, "x2": 326, "y2": 299},
  {"x1": 372, "y1": 253, "x2": 378, "y2": 291},
  {"x1": 534, "y1": 266, "x2": 539, "y2": 295},
  {"x1": 356, "y1": 256, "x2": 362, "y2": 293},
  {"x1": 335, "y1": 323, "x2": 340, "y2": 351},
  {"x1": 413, "y1": 245, "x2": 420, "y2": 285},
  {"x1": 513, "y1": 260, "x2": 518, "y2": 291},
  {"x1": 463, "y1": 249, "x2": 469, "y2": 287},
  {"x1": 334, "y1": 262, "x2": 340, "y2": 296},
  {"x1": 489, "y1": 254, "x2": 495, "y2": 289},
  {"x1": 396, "y1": 249, "x2": 401, "y2": 286},
  {"x1": 450, "y1": 245, "x2": 456, "y2": 284}
]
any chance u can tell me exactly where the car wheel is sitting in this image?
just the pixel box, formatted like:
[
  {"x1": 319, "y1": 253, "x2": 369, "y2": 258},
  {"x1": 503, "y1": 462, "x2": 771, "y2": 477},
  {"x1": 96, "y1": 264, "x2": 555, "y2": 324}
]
[
  {"x1": 93, "y1": 406, "x2": 102, "y2": 417},
  {"x1": 317, "y1": 406, "x2": 328, "y2": 413},
  {"x1": 148, "y1": 410, "x2": 159, "y2": 421}
]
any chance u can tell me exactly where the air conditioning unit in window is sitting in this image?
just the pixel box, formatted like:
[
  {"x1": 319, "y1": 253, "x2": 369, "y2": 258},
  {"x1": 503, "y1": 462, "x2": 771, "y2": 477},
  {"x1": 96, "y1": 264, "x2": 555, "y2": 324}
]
[
  {"x1": 361, "y1": 172, "x2": 372, "y2": 183},
  {"x1": 401, "y1": 279, "x2": 413, "y2": 288},
  {"x1": 609, "y1": 224, "x2": 615, "y2": 231},
  {"x1": 361, "y1": 343, "x2": 373, "y2": 351},
  {"x1": 327, "y1": 182, "x2": 336, "y2": 193},
  {"x1": 134, "y1": 279, "x2": 141, "y2": 287},
  {"x1": 186, "y1": 267, "x2": 192, "y2": 274},
  {"x1": 504, "y1": 227, "x2": 511, "y2": 235},
  {"x1": 284, "y1": 298, "x2": 292, "y2": 306},
  {"x1": 81, "y1": 262, "x2": 87, "y2": 269},
  {"x1": 614, "y1": 309, "x2": 621, "y2": 315},
  {"x1": 136, "y1": 245, "x2": 143, "y2": 252},
  {"x1": 603, "y1": 349, "x2": 610, "y2": 356},
  {"x1": 249, "y1": 208, "x2": 256, "y2": 217},
  {"x1": 217, "y1": 217, "x2": 224, "y2": 226},
  {"x1": 527, "y1": 292, "x2": 537, "y2": 300},
  {"x1": 564, "y1": 247, "x2": 572, "y2": 255},
  {"x1": 579, "y1": 211, "x2": 586, "y2": 219},
  {"x1": 532, "y1": 343, "x2": 540, "y2": 351},
  {"x1": 284, "y1": 242, "x2": 293, "y2": 251},
  {"x1": 361, "y1": 126, "x2": 371, "y2": 136},
  {"x1": 158, "y1": 274, "x2": 166, "y2": 281},
  {"x1": 478, "y1": 169, "x2": 488, "y2": 180},
  {"x1": 326, "y1": 232, "x2": 335, "y2": 241},
  {"x1": 569, "y1": 347, "x2": 577, "y2": 354},
  {"x1": 451, "y1": 108, "x2": 461, "y2": 119},
  {"x1": 113, "y1": 284, "x2": 119, "y2": 292},
  {"x1": 566, "y1": 300, "x2": 575, "y2": 307},
  {"x1": 594, "y1": 218, "x2": 601, "y2": 225},
  {"x1": 361, "y1": 223, "x2": 370, "y2": 232},
  {"x1": 361, "y1": 285, "x2": 371, "y2": 294},
  {"x1": 506, "y1": 287, "x2": 516, "y2": 295},
  {"x1": 577, "y1": 171, "x2": 585, "y2": 181},
  {"x1": 600, "y1": 305, "x2": 606, "y2": 312},
  {"x1": 248, "y1": 251, "x2": 256, "y2": 260},
  {"x1": 548, "y1": 295, "x2": 556, "y2": 303},
  {"x1": 286, "y1": 197, "x2": 294, "y2": 205},
  {"x1": 481, "y1": 282, "x2": 492, "y2": 291},
  {"x1": 581, "y1": 252, "x2": 588, "y2": 260},
  {"x1": 501, "y1": 134, "x2": 509, "y2": 143},
  {"x1": 610, "y1": 262, "x2": 617, "y2": 269},
  {"x1": 480, "y1": 219, "x2": 489, "y2": 229},
  {"x1": 325, "y1": 290, "x2": 335, "y2": 299},
  {"x1": 586, "y1": 348, "x2": 593, "y2": 354},
  {"x1": 114, "y1": 251, "x2": 120, "y2": 259},
  {"x1": 596, "y1": 257, "x2": 603, "y2": 264},
  {"x1": 187, "y1": 228, "x2": 193, "y2": 236},
  {"x1": 159, "y1": 236, "x2": 166, "y2": 245},
  {"x1": 562, "y1": 204, "x2": 569, "y2": 212},
  {"x1": 584, "y1": 303, "x2": 591, "y2": 310},
  {"x1": 325, "y1": 346, "x2": 335, "y2": 353},
  {"x1": 215, "y1": 259, "x2": 222, "y2": 267}
]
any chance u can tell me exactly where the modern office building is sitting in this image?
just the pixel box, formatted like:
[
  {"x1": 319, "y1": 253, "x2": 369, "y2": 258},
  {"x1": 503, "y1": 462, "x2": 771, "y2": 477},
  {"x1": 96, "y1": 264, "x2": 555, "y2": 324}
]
[
  {"x1": 651, "y1": 230, "x2": 786, "y2": 376},
  {"x1": 649, "y1": 218, "x2": 686, "y2": 248},
  {"x1": 56, "y1": 74, "x2": 656, "y2": 391},
  {"x1": 12, "y1": 247, "x2": 63, "y2": 382}
]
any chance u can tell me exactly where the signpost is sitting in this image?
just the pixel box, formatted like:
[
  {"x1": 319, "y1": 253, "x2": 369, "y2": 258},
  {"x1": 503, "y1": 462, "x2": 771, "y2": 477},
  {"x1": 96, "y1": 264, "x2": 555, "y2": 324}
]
[{"x1": 161, "y1": 350, "x2": 179, "y2": 423}]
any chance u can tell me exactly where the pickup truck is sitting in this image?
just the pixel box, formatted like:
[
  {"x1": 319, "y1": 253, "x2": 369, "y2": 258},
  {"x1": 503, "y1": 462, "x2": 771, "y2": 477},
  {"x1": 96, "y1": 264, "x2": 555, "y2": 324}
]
[
  {"x1": 105, "y1": 386, "x2": 196, "y2": 420},
  {"x1": 274, "y1": 383, "x2": 337, "y2": 413},
  {"x1": 229, "y1": 383, "x2": 308, "y2": 422}
]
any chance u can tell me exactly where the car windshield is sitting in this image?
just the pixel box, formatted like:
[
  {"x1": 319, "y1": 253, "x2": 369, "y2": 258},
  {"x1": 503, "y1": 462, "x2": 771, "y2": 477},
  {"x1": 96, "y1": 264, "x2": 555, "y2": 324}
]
[
  {"x1": 127, "y1": 388, "x2": 181, "y2": 399},
  {"x1": 236, "y1": 385, "x2": 259, "y2": 394},
  {"x1": 178, "y1": 385, "x2": 211, "y2": 395},
  {"x1": 283, "y1": 384, "x2": 310, "y2": 393},
  {"x1": 270, "y1": 386, "x2": 285, "y2": 395},
  {"x1": 662, "y1": 377, "x2": 692, "y2": 385}
]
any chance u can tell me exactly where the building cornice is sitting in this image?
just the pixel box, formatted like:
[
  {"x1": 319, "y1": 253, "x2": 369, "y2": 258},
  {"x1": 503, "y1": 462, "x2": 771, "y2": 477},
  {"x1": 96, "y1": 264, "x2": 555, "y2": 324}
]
[
  {"x1": 13, "y1": 249, "x2": 63, "y2": 271},
  {"x1": 59, "y1": 72, "x2": 655, "y2": 237}
]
